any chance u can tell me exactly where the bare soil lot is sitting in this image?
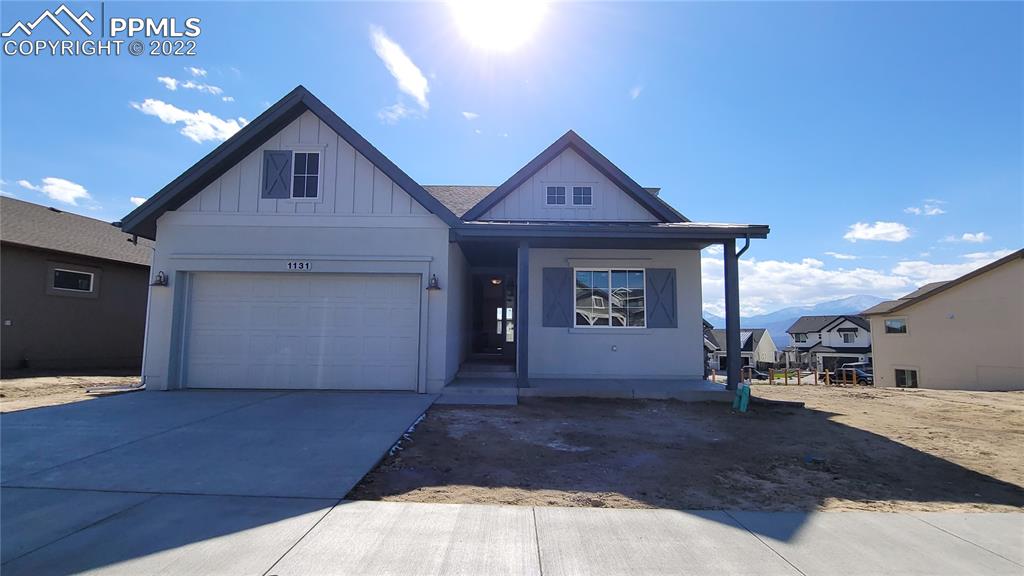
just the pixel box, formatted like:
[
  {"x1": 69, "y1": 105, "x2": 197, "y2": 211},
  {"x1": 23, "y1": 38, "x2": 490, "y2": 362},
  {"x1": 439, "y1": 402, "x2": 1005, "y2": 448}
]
[
  {"x1": 350, "y1": 386, "x2": 1024, "y2": 512},
  {"x1": 0, "y1": 373, "x2": 140, "y2": 412}
]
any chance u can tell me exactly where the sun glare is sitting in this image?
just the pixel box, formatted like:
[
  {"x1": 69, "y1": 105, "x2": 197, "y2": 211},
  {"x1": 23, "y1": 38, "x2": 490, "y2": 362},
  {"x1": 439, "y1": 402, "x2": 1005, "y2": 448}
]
[{"x1": 449, "y1": 0, "x2": 548, "y2": 52}]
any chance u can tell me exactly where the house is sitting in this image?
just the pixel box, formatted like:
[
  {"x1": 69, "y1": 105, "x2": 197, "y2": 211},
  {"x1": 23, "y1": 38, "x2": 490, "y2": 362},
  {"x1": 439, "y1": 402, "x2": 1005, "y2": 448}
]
[
  {"x1": 118, "y1": 86, "x2": 768, "y2": 394},
  {"x1": 862, "y1": 249, "x2": 1023, "y2": 391},
  {"x1": 0, "y1": 197, "x2": 152, "y2": 371},
  {"x1": 785, "y1": 315, "x2": 872, "y2": 371},
  {"x1": 708, "y1": 328, "x2": 777, "y2": 371}
]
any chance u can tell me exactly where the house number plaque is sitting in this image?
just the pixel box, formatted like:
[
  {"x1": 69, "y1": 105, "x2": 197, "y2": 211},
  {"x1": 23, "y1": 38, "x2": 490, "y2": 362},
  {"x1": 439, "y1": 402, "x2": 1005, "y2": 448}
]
[{"x1": 286, "y1": 261, "x2": 312, "y2": 270}]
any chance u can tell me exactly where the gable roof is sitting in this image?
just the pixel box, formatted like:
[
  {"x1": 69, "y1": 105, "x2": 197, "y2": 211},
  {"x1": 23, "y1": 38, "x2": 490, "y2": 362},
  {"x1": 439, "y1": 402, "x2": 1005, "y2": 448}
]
[
  {"x1": 1, "y1": 197, "x2": 152, "y2": 266},
  {"x1": 120, "y1": 86, "x2": 461, "y2": 239},
  {"x1": 461, "y1": 130, "x2": 688, "y2": 223},
  {"x1": 709, "y1": 328, "x2": 767, "y2": 353},
  {"x1": 820, "y1": 315, "x2": 870, "y2": 332},
  {"x1": 862, "y1": 249, "x2": 1024, "y2": 316}
]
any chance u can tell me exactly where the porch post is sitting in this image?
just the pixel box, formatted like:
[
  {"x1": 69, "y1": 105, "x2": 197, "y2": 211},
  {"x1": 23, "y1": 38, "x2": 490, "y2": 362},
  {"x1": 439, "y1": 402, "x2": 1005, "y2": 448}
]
[
  {"x1": 723, "y1": 239, "x2": 741, "y2": 390},
  {"x1": 517, "y1": 240, "x2": 530, "y2": 387}
]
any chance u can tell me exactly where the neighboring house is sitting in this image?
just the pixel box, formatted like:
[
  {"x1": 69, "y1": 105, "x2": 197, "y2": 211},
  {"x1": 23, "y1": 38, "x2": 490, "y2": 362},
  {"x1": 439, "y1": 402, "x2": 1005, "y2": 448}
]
[
  {"x1": 702, "y1": 319, "x2": 717, "y2": 376},
  {"x1": 118, "y1": 86, "x2": 768, "y2": 393},
  {"x1": 708, "y1": 328, "x2": 777, "y2": 371},
  {"x1": 785, "y1": 315, "x2": 872, "y2": 371},
  {"x1": 0, "y1": 197, "x2": 152, "y2": 371},
  {"x1": 862, "y1": 249, "x2": 1023, "y2": 391}
]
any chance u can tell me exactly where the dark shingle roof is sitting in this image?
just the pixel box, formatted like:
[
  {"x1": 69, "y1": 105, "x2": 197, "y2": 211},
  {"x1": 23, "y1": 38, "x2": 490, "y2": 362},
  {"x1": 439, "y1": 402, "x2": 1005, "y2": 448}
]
[
  {"x1": 787, "y1": 315, "x2": 869, "y2": 334},
  {"x1": 422, "y1": 185, "x2": 496, "y2": 218},
  {"x1": 709, "y1": 328, "x2": 766, "y2": 353},
  {"x1": 862, "y1": 249, "x2": 1024, "y2": 316},
  {"x1": 1, "y1": 197, "x2": 152, "y2": 266}
]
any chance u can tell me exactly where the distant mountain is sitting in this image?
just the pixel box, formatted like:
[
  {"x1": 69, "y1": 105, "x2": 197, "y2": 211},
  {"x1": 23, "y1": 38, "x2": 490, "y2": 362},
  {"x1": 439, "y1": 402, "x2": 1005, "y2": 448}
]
[{"x1": 704, "y1": 295, "x2": 887, "y2": 347}]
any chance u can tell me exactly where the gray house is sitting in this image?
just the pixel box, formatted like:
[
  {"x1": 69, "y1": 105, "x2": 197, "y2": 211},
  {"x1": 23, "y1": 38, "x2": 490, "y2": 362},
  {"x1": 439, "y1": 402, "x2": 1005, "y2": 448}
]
[
  {"x1": 119, "y1": 86, "x2": 768, "y2": 394},
  {"x1": 1, "y1": 197, "x2": 152, "y2": 371}
]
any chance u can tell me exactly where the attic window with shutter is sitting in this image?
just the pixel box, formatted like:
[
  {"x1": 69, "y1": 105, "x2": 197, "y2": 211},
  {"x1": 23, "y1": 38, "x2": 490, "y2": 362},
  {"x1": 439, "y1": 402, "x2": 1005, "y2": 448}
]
[{"x1": 261, "y1": 150, "x2": 321, "y2": 199}]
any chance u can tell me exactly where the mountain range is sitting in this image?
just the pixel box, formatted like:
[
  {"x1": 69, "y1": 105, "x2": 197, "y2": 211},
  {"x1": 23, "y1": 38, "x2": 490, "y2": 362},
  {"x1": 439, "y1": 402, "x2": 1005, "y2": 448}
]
[{"x1": 703, "y1": 294, "x2": 887, "y2": 347}]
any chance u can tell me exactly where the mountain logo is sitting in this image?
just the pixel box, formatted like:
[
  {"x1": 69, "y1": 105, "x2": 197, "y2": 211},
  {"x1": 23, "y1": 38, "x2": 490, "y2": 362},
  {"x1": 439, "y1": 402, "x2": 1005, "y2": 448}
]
[{"x1": 2, "y1": 4, "x2": 95, "y2": 38}]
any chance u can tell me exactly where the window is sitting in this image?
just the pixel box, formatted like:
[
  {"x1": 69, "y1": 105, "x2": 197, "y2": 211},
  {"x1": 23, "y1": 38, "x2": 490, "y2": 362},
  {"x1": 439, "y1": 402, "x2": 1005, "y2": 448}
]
[
  {"x1": 52, "y1": 269, "x2": 93, "y2": 292},
  {"x1": 546, "y1": 186, "x2": 566, "y2": 205},
  {"x1": 895, "y1": 368, "x2": 918, "y2": 388},
  {"x1": 291, "y1": 151, "x2": 320, "y2": 199},
  {"x1": 794, "y1": 333, "x2": 807, "y2": 343},
  {"x1": 842, "y1": 332, "x2": 855, "y2": 344},
  {"x1": 572, "y1": 186, "x2": 592, "y2": 206},
  {"x1": 575, "y1": 269, "x2": 645, "y2": 327},
  {"x1": 884, "y1": 318, "x2": 907, "y2": 334}
]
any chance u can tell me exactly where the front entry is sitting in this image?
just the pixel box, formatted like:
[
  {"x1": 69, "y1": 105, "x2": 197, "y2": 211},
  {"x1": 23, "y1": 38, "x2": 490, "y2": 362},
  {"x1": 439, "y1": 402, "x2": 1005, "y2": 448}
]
[{"x1": 471, "y1": 272, "x2": 516, "y2": 361}]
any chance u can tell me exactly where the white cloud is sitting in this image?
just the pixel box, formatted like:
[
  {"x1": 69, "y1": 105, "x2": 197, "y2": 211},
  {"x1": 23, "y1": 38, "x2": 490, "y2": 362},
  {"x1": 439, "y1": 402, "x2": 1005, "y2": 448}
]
[
  {"x1": 221, "y1": 96, "x2": 234, "y2": 102},
  {"x1": 944, "y1": 232, "x2": 990, "y2": 244},
  {"x1": 131, "y1": 99, "x2": 248, "y2": 143},
  {"x1": 377, "y1": 102, "x2": 420, "y2": 125},
  {"x1": 0, "y1": 179, "x2": 15, "y2": 198},
  {"x1": 157, "y1": 76, "x2": 223, "y2": 96},
  {"x1": 474, "y1": 128, "x2": 482, "y2": 135},
  {"x1": 825, "y1": 251, "x2": 859, "y2": 260},
  {"x1": 703, "y1": 245, "x2": 724, "y2": 256},
  {"x1": 157, "y1": 76, "x2": 179, "y2": 90},
  {"x1": 17, "y1": 177, "x2": 92, "y2": 205},
  {"x1": 370, "y1": 26, "x2": 429, "y2": 110},
  {"x1": 186, "y1": 66, "x2": 207, "y2": 77},
  {"x1": 962, "y1": 249, "x2": 1014, "y2": 260},
  {"x1": 461, "y1": 111, "x2": 479, "y2": 120},
  {"x1": 701, "y1": 250, "x2": 1014, "y2": 316},
  {"x1": 629, "y1": 85, "x2": 643, "y2": 100},
  {"x1": 129, "y1": 196, "x2": 147, "y2": 207},
  {"x1": 843, "y1": 221, "x2": 910, "y2": 242},
  {"x1": 904, "y1": 201, "x2": 946, "y2": 216}
]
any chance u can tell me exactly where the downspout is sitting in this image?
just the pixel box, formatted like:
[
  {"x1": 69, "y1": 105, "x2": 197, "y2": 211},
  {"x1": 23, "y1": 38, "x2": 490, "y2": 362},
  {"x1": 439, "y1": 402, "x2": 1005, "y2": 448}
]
[{"x1": 736, "y1": 235, "x2": 751, "y2": 258}]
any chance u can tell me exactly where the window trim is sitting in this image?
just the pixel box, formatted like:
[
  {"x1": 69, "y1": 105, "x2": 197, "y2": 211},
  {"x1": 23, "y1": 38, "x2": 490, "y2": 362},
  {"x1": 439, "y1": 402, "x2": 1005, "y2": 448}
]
[
  {"x1": 572, "y1": 185, "x2": 593, "y2": 206},
  {"x1": 545, "y1": 185, "x2": 567, "y2": 206},
  {"x1": 841, "y1": 332, "x2": 856, "y2": 344},
  {"x1": 573, "y1": 267, "x2": 646, "y2": 329},
  {"x1": 288, "y1": 148, "x2": 324, "y2": 202},
  {"x1": 794, "y1": 333, "x2": 807, "y2": 343},
  {"x1": 52, "y1": 268, "x2": 95, "y2": 293},
  {"x1": 884, "y1": 317, "x2": 909, "y2": 335}
]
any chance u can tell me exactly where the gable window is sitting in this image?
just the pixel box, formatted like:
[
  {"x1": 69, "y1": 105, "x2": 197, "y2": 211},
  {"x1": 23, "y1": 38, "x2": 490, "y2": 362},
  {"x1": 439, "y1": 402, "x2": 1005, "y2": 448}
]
[
  {"x1": 884, "y1": 318, "x2": 907, "y2": 334},
  {"x1": 52, "y1": 269, "x2": 93, "y2": 292},
  {"x1": 794, "y1": 333, "x2": 807, "y2": 343},
  {"x1": 575, "y1": 269, "x2": 645, "y2": 328},
  {"x1": 292, "y1": 152, "x2": 320, "y2": 199},
  {"x1": 895, "y1": 368, "x2": 918, "y2": 388},
  {"x1": 546, "y1": 186, "x2": 566, "y2": 205},
  {"x1": 572, "y1": 186, "x2": 592, "y2": 206},
  {"x1": 842, "y1": 332, "x2": 856, "y2": 344}
]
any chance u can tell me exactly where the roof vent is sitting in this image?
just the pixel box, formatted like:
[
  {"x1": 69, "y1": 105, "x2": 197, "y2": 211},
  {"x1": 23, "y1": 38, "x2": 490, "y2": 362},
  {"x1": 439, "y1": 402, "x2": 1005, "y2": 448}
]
[{"x1": 47, "y1": 207, "x2": 63, "y2": 214}]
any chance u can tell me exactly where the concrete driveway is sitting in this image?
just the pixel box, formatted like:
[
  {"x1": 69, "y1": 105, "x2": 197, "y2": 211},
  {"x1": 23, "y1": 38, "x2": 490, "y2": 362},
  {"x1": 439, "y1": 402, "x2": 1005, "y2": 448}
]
[{"x1": 1, "y1": 390, "x2": 435, "y2": 573}]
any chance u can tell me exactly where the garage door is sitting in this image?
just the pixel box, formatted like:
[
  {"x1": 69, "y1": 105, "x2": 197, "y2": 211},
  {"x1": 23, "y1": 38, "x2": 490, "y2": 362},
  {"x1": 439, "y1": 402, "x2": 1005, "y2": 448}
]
[{"x1": 184, "y1": 272, "x2": 420, "y2": 390}]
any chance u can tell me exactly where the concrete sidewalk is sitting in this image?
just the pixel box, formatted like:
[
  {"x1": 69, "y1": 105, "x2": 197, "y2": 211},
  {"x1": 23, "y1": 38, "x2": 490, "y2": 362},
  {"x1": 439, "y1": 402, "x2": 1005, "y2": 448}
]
[{"x1": 3, "y1": 498, "x2": 1021, "y2": 575}]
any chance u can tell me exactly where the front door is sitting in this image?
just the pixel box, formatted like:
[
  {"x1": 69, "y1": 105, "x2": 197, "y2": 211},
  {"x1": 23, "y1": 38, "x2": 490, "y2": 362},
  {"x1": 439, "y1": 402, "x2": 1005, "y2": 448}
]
[{"x1": 472, "y1": 273, "x2": 515, "y2": 359}]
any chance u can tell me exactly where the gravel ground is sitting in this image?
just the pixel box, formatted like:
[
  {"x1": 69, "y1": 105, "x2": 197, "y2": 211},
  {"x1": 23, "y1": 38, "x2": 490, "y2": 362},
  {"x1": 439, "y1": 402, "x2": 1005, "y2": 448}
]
[{"x1": 0, "y1": 373, "x2": 141, "y2": 412}]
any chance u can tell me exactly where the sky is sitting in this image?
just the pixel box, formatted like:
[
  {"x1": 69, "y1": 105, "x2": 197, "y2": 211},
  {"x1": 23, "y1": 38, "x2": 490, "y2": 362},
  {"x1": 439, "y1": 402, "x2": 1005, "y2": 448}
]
[{"x1": 2, "y1": 1, "x2": 1021, "y2": 316}]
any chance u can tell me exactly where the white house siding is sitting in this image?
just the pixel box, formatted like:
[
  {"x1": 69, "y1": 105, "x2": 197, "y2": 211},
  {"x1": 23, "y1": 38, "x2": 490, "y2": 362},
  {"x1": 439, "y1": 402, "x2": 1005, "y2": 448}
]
[
  {"x1": 869, "y1": 258, "x2": 1024, "y2": 391},
  {"x1": 140, "y1": 111, "x2": 454, "y2": 393},
  {"x1": 528, "y1": 248, "x2": 703, "y2": 379},
  {"x1": 821, "y1": 318, "x2": 871, "y2": 348},
  {"x1": 445, "y1": 242, "x2": 471, "y2": 383},
  {"x1": 481, "y1": 148, "x2": 658, "y2": 222}
]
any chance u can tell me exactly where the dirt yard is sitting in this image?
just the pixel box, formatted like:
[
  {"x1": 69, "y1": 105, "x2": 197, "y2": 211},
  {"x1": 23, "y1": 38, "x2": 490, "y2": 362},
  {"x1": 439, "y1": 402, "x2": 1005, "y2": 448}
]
[
  {"x1": 350, "y1": 386, "x2": 1024, "y2": 512},
  {"x1": 0, "y1": 373, "x2": 141, "y2": 412}
]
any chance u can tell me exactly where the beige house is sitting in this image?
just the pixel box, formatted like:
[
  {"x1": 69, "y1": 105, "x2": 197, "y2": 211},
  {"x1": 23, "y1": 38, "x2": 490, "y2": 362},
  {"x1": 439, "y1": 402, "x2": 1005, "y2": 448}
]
[{"x1": 863, "y1": 249, "x2": 1023, "y2": 391}]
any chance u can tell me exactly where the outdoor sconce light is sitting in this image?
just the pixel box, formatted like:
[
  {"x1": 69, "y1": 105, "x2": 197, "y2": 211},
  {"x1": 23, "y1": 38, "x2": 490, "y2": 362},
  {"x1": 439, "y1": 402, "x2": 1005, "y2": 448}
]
[
  {"x1": 426, "y1": 273, "x2": 441, "y2": 291},
  {"x1": 150, "y1": 271, "x2": 169, "y2": 287},
  {"x1": 490, "y1": 277, "x2": 503, "y2": 286}
]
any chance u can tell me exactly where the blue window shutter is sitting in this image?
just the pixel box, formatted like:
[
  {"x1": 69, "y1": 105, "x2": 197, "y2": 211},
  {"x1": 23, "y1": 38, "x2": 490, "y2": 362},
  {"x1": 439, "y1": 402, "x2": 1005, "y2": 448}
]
[
  {"x1": 645, "y1": 269, "x2": 677, "y2": 328},
  {"x1": 262, "y1": 150, "x2": 292, "y2": 198},
  {"x1": 542, "y1": 268, "x2": 572, "y2": 327}
]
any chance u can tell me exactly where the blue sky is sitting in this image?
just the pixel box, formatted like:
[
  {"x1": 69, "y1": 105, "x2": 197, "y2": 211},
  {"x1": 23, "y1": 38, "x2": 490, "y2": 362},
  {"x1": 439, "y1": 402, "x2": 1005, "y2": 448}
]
[{"x1": 2, "y1": 1, "x2": 1021, "y2": 315}]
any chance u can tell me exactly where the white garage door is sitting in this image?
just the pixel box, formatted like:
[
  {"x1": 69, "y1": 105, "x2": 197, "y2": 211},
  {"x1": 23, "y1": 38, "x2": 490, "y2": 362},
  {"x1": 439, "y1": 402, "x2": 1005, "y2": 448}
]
[{"x1": 184, "y1": 272, "x2": 420, "y2": 390}]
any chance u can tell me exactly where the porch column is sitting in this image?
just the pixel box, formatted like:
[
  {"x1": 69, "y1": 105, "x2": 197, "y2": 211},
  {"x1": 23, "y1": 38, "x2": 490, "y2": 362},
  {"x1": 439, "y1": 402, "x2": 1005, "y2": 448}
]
[
  {"x1": 517, "y1": 240, "x2": 530, "y2": 387},
  {"x1": 723, "y1": 238, "x2": 741, "y2": 390}
]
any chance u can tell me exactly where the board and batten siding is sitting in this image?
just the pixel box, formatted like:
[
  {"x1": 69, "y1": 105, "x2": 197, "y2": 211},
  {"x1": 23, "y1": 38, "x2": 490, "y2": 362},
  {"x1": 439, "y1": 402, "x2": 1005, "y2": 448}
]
[
  {"x1": 481, "y1": 148, "x2": 658, "y2": 222},
  {"x1": 177, "y1": 110, "x2": 431, "y2": 218}
]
